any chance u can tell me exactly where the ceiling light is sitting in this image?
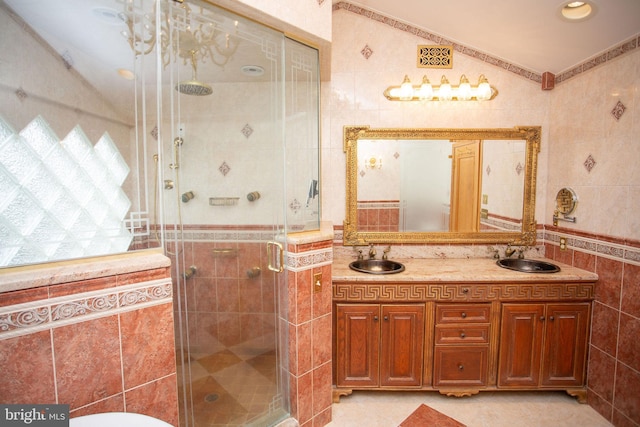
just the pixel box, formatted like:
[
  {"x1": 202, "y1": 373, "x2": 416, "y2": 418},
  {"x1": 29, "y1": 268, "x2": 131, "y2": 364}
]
[
  {"x1": 241, "y1": 65, "x2": 264, "y2": 77},
  {"x1": 117, "y1": 68, "x2": 135, "y2": 80},
  {"x1": 559, "y1": 1, "x2": 596, "y2": 21}
]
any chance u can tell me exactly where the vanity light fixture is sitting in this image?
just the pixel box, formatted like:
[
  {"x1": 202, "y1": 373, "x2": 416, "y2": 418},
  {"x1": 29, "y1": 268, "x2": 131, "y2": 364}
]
[{"x1": 384, "y1": 74, "x2": 497, "y2": 101}]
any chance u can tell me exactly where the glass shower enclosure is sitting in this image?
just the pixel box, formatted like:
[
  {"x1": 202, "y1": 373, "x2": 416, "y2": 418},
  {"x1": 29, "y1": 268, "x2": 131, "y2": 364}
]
[{"x1": 152, "y1": 1, "x2": 320, "y2": 426}]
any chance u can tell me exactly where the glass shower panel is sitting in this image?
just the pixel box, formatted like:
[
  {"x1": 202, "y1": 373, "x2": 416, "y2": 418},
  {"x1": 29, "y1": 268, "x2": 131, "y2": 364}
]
[
  {"x1": 284, "y1": 38, "x2": 320, "y2": 231},
  {"x1": 157, "y1": 1, "x2": 290, "y2": 425}
]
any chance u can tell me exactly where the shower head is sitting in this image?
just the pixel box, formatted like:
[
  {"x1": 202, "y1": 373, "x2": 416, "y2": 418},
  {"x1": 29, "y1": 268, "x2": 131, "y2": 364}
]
[
  {"x1": 176, "y1": 49, "x2": 213, "y2": 96},
  {"x1": 175, "y1": 80, "x2": 213, "y2": 96}
]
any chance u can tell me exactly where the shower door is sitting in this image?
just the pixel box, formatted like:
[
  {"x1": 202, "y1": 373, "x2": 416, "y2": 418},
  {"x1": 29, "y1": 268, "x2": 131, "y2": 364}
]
[{"x1": 156, "y1": 1, "x2": 291, "y2": 425}]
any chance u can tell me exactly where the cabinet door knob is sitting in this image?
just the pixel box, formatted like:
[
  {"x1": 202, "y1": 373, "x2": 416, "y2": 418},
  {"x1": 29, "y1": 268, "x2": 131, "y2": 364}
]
[
  {"x1": 384, "y1": 316, "x2": 388, "y2": 321},
  {"x1": 374, "y1": 316, "x2": 379, "y2": 321},
  {"x1": 461, "y1": 312, "x2": 467, "y2": 318},
  {"x1": 458, "y1": 364, "x2": 464, "y2": 371},
  {"x1": 462, "y1": 288, "x2": 469, "y2": 294},
  {"x1": 549, "y1": 316, "x2": 555, "y2": 321},
  {"x1": 540, "y1": 316, "x2": 545, "y2": 321},
  {"x1": 460, "y1": 332, "x2": 466, "y2": 338}
]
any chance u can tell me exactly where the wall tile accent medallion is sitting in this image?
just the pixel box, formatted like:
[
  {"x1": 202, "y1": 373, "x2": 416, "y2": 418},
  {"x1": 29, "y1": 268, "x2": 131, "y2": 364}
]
[
  {"x1": 611, "y1": 101, "x2": 626, "y2": 121},
  {"x1": 289, "y1": 198, "x2": 302, "y2": 214},
  {"x1": 242, "y1": 123, "x2": 254, "y2": 138},
  {"x1": 360, "y1": 44, "x2": 373, "y2": 59},
  {"x1": 584, "y1": 154, "x2": 597, "y2": 173},
  {"x1": 14, "y1": 87, "x2": 27, "y2": 101},
  {"x1": 219, "y1": 161, "x2": 231, "y2": 176}
]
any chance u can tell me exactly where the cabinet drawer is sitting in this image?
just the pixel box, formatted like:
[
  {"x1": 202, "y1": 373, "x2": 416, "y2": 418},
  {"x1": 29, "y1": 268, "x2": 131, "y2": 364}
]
[
  {"x1": 433, "y1": 347, "x2": 488, "y2": 387},
  {"x1": 435, "y1": 325, "x2": 490, "y2": 344},
  {"x1": 436, "y1": 304, "x2": 491, "y2": 324}
]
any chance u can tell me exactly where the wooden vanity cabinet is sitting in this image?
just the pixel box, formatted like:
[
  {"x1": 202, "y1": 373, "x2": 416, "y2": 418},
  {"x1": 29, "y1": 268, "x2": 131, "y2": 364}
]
[
  {"x1": 335, "y1": 303, "x2": 424, "y2": 388},
  {"x1": 498, "y1": 302, "x2": 590, "y2": 388},
  {"x1": 332, "y1": 275, "x2": 595, "y2": 403}
]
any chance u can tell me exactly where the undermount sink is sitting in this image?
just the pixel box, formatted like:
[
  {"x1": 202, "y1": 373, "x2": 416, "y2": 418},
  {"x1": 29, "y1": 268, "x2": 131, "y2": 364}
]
[
  {"x1": 349, "y1": 259, "x2": 405, "y2": 274},
  {"x1": 497, "y1": 258, "x2": 561, "y2": 273}
]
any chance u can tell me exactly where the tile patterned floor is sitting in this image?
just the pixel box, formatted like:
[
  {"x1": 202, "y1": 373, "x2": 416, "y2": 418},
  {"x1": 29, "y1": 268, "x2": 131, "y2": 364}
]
[
  {"x1": 327, "y1": 391, "x2": 613, "y2": 427},
  {"x1": 177, "y1": 340, "x2": 281, "y2": 426}
]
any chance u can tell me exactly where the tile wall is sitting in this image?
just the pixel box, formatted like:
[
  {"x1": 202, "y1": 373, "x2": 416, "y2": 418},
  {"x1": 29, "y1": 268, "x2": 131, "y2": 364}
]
[
  {"x1": 284, "y1": 229, "x2": 334, "y2": 427},
  {"x1": 0, "y1": 252, "x2": 179, "y2": 425}
]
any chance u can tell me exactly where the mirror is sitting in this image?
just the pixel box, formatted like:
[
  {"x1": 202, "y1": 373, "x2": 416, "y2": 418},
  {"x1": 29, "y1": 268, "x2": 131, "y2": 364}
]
[{"x1": 343, "y1": 126, "x2": 541, "y2": 245}]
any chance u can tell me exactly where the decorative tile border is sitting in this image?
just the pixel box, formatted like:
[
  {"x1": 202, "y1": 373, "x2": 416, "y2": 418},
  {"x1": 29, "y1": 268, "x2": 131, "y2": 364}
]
[
  {"x1": 0, "y1": 278, "x2": 172, "y2": 340},
  {"x1": 333, "y1": 2, "x2": 640, "y2": 86},
  {"x1": 544, "y1": 229, "x2": 640, "y2": 266},
  {"x1": 286, "y1": 247, "x2": 333, "y2": 272}
]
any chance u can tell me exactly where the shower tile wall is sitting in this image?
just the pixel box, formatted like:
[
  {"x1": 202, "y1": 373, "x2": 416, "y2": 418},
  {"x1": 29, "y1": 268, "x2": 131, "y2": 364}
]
[{"x1": 0, "y1": 253, "x2": 179, "y2": 425}]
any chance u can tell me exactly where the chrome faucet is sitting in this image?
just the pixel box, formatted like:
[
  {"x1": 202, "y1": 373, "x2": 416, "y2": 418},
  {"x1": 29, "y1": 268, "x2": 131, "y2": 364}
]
[
  {"x1": 368, "y1": 244, "x2": 376, "y2": 260},
  {"x1": 504, "y1": 244, "x2": 516, "y2": 258}
]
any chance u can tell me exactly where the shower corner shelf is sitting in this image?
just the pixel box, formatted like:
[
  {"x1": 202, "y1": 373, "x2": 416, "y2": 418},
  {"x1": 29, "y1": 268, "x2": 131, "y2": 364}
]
[{"x1": 209, "y1": 197, "x2": 239, "y2": 206}]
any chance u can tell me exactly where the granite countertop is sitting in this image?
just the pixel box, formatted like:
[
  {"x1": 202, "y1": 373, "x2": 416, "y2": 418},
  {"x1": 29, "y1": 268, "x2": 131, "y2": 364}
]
[{"x1": 332, "y1": 257, "x2": 598, "y2": 283}]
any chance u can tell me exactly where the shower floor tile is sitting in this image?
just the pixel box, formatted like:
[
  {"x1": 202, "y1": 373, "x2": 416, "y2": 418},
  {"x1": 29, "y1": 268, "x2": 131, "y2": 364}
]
[{"x1": 178, "y1": 345, "x2": 280, "y2": 426}]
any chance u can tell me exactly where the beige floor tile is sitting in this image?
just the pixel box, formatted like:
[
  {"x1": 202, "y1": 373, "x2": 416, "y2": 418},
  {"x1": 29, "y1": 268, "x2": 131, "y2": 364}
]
[{"x1": 327, "y1": 391, "x2": 612, "y2": 427}]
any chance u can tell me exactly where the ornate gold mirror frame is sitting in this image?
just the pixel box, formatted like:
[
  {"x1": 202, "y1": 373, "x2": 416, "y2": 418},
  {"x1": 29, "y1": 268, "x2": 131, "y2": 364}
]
[{"x1": 343, "y1": 125, "x2": 541, "y2": 245}]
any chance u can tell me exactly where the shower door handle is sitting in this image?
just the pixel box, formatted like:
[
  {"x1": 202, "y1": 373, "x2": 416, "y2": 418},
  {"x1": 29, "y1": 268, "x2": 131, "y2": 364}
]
[{"x1": 267, "y1": 241, "x2": 284, "y2": 273}]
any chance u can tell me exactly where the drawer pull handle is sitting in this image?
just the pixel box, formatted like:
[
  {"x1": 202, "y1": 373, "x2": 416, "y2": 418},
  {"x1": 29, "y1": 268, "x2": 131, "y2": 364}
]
[
  {"x1": 462, "y1": 288, "x2": 469, "y2": 294},
  {"x1": 460, "y1": 332, "x2": 466, "y2": 338},
  {"x1": 458, "y1": 364, "x2": 464, "y2": 371},
  {"x1": 461, "y1": 312, "x2": 467, "y2": 318}
]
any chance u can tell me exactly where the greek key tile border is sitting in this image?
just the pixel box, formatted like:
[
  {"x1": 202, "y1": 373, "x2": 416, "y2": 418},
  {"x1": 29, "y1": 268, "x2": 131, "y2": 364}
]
[
  {"x1": 333, "y1": 282, "x2": 594, "y2": 302},
  {"x1": 286, "y1": 247, "x2": 333, "y2": 272},
  {"x1": 0, "y1": 278, "x2": 172, "y2": 340}
]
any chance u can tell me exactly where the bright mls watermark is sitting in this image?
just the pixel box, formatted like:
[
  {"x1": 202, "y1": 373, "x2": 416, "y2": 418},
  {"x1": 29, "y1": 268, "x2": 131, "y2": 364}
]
[{"x1": 0, "y1": 405, "x2": 69, "y2": 426}]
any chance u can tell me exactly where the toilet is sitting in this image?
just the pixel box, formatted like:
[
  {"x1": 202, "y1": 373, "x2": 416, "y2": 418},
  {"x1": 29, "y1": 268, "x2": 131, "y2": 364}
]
[{"x1": 70, "y1": 412, "x2": 173, "y2": 427}]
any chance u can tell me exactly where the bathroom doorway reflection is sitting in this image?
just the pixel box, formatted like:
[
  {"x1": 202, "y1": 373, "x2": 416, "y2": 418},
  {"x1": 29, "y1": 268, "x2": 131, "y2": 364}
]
[{"x1": 156, "y1": 1, "x2": 319, "y2": 425}]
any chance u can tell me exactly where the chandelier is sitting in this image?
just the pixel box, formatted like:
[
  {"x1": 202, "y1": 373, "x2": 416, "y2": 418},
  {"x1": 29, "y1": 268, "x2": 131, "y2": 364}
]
[{"x1": 118, "y1": 0, "x2": 240, "y2": 69}]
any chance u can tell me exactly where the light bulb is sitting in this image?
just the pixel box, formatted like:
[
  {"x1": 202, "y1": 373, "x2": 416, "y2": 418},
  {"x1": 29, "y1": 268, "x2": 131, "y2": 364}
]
[
  {"x1": 477, "y1": 74, "x2": 492, "y2": 101},
  {"x1": 399, "y1": 75, "x2": 414, "y2": 101},
  {"x1": 417, "y1": 75, "x2": 433, "y2": 100},
  {"x1": 457, "y1": 74, "x2": 471, "y2": 100},
  {"x1": 438, "y1": 75, "x2": 452, "y2": 101}
]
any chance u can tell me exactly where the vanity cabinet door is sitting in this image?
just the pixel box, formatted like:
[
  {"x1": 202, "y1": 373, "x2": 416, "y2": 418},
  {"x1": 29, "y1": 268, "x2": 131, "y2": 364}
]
[
  {"x1": 380, "y1": 305, "x2": 425, "y2": 387},
  {"x1": 498, "y1": 303, "x2": 590, "y2": 388},
  {"x1": 541, "y1": 303, "x2": 590, "y2": 387},
  {"x1": 498, "y1": 304, "x2": 544, "y2": 387},
  {"x1": 335, "y1": 304, "x2": 380, "y2": 387},
  {"x1": 335, "y1": 303, "x2": 424, "y2": 388}
]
